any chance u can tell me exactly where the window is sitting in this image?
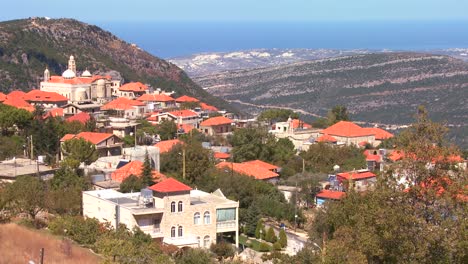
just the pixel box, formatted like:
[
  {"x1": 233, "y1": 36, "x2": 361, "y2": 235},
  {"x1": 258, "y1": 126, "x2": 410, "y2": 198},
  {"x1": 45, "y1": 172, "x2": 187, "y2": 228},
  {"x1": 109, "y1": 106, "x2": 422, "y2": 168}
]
[
  {"x1": 171, "y1": 226, "x2": 176, "y2": 238},
  {"x1": 197, "y1": 236, "x2": 201, "y2": 247},
  {"x1": 194, "y1": 212, "x2": 201, "y2": 225},
  {"x1": 178, "y1": 226, "x2": 183, "y2": 237},
  {"x1": 203, "y1": 235, "x2": 210, "y2": 248},
  {"x1": 178, "y1": 201, "x2": 183, "y2": 212},
  {"x1": 171, "y1": 202, "x2": 176, "y2": 212},
  {"x1": 204, "y1": 211, "x2": 211, "y2": 224}
]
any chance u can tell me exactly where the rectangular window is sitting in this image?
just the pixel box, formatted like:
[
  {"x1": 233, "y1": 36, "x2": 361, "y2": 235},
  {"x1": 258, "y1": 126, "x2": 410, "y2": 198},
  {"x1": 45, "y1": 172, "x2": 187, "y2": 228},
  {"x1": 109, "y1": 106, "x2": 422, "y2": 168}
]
[{"x1": 216, "y1": 208, "x2": 236, "y2": 222}]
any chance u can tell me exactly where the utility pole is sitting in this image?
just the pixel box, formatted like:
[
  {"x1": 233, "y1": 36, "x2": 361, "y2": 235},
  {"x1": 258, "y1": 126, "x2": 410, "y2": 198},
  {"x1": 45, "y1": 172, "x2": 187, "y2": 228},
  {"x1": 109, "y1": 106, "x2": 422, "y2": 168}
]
[
  {"x1": 39, "y1": 248, "x2": 44, "y2": 264},
  {"x1": 182, "y1": 148, "x2": 186, "y2": 180},
  {"x1": 30, "y1": 135, "x2": 34, "y2": 160}
]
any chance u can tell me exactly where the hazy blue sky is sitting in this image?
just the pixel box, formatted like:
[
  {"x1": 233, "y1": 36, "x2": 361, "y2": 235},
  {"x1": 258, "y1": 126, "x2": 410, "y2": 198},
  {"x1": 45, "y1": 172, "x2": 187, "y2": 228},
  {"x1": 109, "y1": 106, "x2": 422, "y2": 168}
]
[{"x1": 1, "y1": 0, "x2": 467, "y2": 22}]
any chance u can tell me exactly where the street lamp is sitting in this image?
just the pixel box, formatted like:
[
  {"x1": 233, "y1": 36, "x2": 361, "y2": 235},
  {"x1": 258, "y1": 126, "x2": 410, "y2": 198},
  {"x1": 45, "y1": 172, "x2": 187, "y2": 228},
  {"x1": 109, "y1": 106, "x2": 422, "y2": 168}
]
[
  {"x1": 259, "y1": 229, "x2": 263, "y2": 242},
  {"x1": 313, "y1": 242, "x2": 325, "y2": 263}
]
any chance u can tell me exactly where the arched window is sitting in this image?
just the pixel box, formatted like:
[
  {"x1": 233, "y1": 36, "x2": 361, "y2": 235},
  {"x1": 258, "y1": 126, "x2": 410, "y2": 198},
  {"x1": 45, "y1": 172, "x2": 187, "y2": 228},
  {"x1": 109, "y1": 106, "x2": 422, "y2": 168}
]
[
  {"x1": 204, "y1": 211, "x2": 211, "y2": 224},
  {"x1": 203, "y1": 235, "x2": 210, "y2": 248},
  {"x1": 178, "y1": 201, "x2": 183, "y2": 212},
  {"x1": 171, "y1": 202, "x2": 176, "y2": 212},
  {"x1": 194, "y1": 212, "x2": 201, "y2": 225},
  {"x1": 171, "y1": 226, "x2": 176, "y2": 238},
  {"x1": 178, "y1": 226, "x2": 183, "y2": 237}
]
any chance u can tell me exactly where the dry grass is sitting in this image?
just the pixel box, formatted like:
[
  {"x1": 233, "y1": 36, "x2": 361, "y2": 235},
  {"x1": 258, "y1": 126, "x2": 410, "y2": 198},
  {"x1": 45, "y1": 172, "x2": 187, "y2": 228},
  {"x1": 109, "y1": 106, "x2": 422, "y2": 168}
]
[{"x1": 0, "y1": 223, "x2": 101, "y2": 264}]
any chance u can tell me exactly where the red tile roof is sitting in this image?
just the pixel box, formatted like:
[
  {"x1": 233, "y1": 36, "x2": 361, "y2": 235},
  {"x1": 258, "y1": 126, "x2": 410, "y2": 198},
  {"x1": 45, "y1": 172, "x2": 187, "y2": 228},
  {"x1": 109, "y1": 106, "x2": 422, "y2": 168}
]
[
  {"x1": 154, "y1": 139, "x2": 182, "y2": 153},
  {"x1": 60, "y1": 132, "x2": 114, "y2": 145},
  {"x1": 149, "y1": 177, "x2": 192, "y2": 193},
  {"x1": 3, "y1": 96, "x2": 34, "y2": 112},
  {"x1": 119, "y1": 82, "x2": 148, "y2": 92},
  {"x1": 168, "y1": 109, "x2": 198, "y2": 118},
  {"x1": 66, "y1": 112, "x2": 91, "y2": 124},
  {"x1": 316, "y1": 134, "x2": 338, "y2": 143},
  {"x1": 363, "y1": 150, "x2": 383, "y2": 162},
  {"x1": 43, "y1": 108, "x2": 64, "y2": 118},
  {"x1": 137, "y1": 93, "x2": 175, "y2": 102},
  {"x1": 362, "y1": 127, "x2": 394, "y2": 140},
  {"x1": 24, "y1": 90, "x2": 68, "y2": 103},
  {"x1": 242, "y1": 160, "x2": 279, "y2": 171},
  {"x1": 216, "y1": 161, "x2": 279, "y2": 180},
  {"x1": 111, "y1": 160, "x2": 166, "y2": 183},
  {"x1": 291, "y1": 119, "x2": 312, "y2": 129},
  {"x1": 0, "y1": 92, "x2": 6, "y2": 102},
  {"x1": 175, "y1": 95, "x2": 199, "y2": 103},
  {"x1": 48, "y1": 75, "x2": 110, "y2": 84},
  {"x1": 316, "y1": 190, "x2": 346, "y2": 200},
  {"x1": 321, "y1": 121, "x2": 373, "y2": 137},
  {"x1": 7, "y1": 90, "x2": 26, "y2": 99},
  {"x1": 200, "y1": 116, "x2": 233, "y2": 127},
  {"x1": 177, "y1": 123, "x2": 195, "y2": 133},
  {"x1": 101, "y1": 97, "x2": 145, "y2": 110},
  {"x1": 200, "y1": 102, "x2": 218, "y2": 111},
  {"x1": 214, "y1": 152, "x2": 231, "y2": 159},
  {"x1": 337, "y1": 170, "x2": 376, "y2": 181}
]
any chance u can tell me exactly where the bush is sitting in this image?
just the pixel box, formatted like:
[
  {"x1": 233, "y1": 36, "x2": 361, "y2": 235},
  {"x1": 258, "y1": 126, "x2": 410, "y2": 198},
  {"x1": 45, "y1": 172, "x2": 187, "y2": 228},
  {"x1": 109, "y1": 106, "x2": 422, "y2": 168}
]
[
  {"x1": 48, "y1": 216, "x2": 103, "y2": 247},
  {"x1": 266, "y1": 227, "x2": 277, "y2": 243},
  {"x1": 175, "y1": 248, "x2": 214, "y2": 264},
  {"x1": 279, "y1": 229, "x2": 287, "y2": 248},
  {"x1": 273, "y1": 241, "x2": 282, "y2": 251},
  {"x1": 258, "y1": 242, "x2": 271, "y2": 252},
  {"x1": 210, "y1": 242, "x2": 235, "y2": 260}
]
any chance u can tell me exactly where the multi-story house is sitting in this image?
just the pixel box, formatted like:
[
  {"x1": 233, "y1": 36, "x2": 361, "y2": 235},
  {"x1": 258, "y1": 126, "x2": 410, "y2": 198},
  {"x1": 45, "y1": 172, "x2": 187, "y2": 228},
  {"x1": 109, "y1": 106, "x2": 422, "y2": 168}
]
[{"x1": 82, "y1": 178, "x2": 239, "y2": 248}]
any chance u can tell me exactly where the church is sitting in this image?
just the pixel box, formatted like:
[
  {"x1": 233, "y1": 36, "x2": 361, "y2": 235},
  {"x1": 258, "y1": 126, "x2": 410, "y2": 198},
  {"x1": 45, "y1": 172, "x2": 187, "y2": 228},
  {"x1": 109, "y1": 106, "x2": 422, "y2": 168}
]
[{"x1": 40, "y1": 55, "x2": 120, "y2": 103}]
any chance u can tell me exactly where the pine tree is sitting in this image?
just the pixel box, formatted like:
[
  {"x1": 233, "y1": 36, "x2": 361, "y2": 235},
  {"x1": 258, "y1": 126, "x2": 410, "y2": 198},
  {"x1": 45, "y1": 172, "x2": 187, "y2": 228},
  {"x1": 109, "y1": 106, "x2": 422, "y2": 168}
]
[
  {"x1": 255, "y1": 219, "x2": 264, "y2": 239},
  {"x1": 279, "y1": 229, "x2": 287, "y2": 248},
  {"x1": 140, "y1": 151, "x2": 153, "y2": 187},
  {"x1": 266, "y1": 227, "x2": 277, "y2": 243}
]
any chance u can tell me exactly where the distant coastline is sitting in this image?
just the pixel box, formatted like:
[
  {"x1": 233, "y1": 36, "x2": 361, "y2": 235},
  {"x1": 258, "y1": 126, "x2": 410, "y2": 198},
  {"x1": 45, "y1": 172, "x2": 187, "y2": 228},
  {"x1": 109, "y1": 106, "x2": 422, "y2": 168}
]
[{"x1": 95, "y1": 20, "x2": 468, "y2": 58}]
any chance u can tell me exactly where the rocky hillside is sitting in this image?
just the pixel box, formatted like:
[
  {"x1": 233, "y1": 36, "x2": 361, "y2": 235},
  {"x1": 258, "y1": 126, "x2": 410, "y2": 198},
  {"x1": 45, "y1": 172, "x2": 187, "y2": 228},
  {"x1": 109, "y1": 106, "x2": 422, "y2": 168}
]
[
  {"x1": 0, "y1": 18, "x2": 233, "y2": 111},
  {"x1": 196, "y1": 52, "x2": 468, "y2": 146}
]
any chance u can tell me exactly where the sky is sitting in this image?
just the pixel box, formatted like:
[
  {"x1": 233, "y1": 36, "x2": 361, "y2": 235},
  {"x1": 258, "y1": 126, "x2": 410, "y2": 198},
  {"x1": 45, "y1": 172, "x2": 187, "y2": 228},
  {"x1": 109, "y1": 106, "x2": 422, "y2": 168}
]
[{"x1": 1, "y1": 0, "x2": 468, "y2": 22}]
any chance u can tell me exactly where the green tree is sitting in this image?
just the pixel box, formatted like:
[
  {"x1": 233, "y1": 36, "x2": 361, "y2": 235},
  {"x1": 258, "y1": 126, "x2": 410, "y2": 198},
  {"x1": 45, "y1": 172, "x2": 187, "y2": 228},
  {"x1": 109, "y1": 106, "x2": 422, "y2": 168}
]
[
  {"x1": 266, "y1": 227, "x2": 277, "y2": 243},
  {"x1": 0, "y1": 104, "x2": 33, "y2": 135},
  {"x1": 120, "y1": 174, "x2": 144, "y2": 193},
  {"x1": 279, "y1": 229, "x2": 287, "y2": 248},
  {"x1": 61, "y1": 138, "x2": 98, "y2": 165},
  {"x1": 210, "y1": 241, "x2": 235, "y2": 260},
  {"x1": 4, "y1": 175, "x2": 46, "y2": 219},
  {"x1": 141, "y1": 151, "x2": 154, "y2": 187},
  {"x1": 255, "y1": 219, "x2": 264, "y2": 239},
  {"x1": 155, "y1": 119, "x2": 177, "y2": 140},
  {"x1": 258, "y1": 109, "x2": 299, "y2": 124},
  {"x1": 327, "y1": 105, "x2": 350, "y2": 125},
  {"x1": 175, "y1": 248, "x2": 214, "y2": 264},
  {"x1": 244, "y1": 203, "x2": 261, "y2": 237}
]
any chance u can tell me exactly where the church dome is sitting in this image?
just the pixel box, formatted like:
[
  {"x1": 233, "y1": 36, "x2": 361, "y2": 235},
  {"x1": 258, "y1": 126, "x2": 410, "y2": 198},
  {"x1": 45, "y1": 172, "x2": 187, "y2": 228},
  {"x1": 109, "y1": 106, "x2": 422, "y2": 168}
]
[
  {"x1": 81, "y1": 70, "x2": 92, "y2": 77},
  {"x1": 62, "y1": 69, "x2": 76, "y2": 79}
]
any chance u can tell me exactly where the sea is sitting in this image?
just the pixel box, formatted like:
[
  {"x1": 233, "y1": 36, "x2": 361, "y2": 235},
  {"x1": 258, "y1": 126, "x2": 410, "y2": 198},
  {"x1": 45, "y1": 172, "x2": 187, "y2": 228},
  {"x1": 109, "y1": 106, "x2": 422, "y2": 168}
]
[{"x1": 94, "y1": 20, "x2": 468, "y2": 59}]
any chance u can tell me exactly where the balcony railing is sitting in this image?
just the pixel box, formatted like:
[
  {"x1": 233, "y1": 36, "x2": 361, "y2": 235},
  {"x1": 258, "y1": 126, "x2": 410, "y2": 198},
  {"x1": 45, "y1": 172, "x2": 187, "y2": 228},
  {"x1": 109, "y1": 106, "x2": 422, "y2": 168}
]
[
  {"x1": 216, "y1": 220, "x2": 236, "y2": 230},
  {"x1": 140, "y1": 226, "x2": 163, "y2": 237}
]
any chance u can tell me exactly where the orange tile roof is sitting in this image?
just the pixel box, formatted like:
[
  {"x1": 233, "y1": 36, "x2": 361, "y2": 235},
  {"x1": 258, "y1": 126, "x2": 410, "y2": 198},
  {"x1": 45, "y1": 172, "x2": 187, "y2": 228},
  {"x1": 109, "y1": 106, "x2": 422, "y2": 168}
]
[
  {"x1": 337, "y1": 170, "x2": 376, "y2": 181},
  {"x1": 3, "y1": 96, "x2": 34, "y2": 112},
  {"x1": 101, "y1": 97, "x2": 145, "y2": 110},
  {"x1": 362, "y1": 127, "x2": 394, "y2": 140},
  {"x1": 111, "y1": 160, "x2": 166, "y2": 183},
  {"x1": 177, "y1": 123, "x2": 195, "y2": 133},
  {"x1": 0, "y1": 92, "x2": 6, "y2": 102},
  {"x1": 363, "y1": 150, "x2": 383, "y2": 162},
  {"x1": 200, "y1": 102, "x2": 218, "y2": 111},
  {"x1": 291, "y1": 119, "x2": 312, "y2": 129},
  {"x1": 48, "y1": 75, "x2": 110, "y2": 84},
  {"x1": 168, "y1": 109, "x2": 198, "y2": 118},
  {"x1": 119, "y1": 82, "x2": 148, "y2": 92},
  {"x1": 66, "y1": 112, "x2": 91, "y2": 124},
  {"x1": 24, "y1": 89, "x2": 68, "y2": 103},
  {"x1": 316, "y1": 190, "x2": 346, "y2": 200},
  {"x1": 214, "y1": 152, "x2": 231, "y2": 159},
  {"x1": 43, "y1": 108, "x2": 64, "y2": 118},
  {"x1": 316, "y1": 134, "x2": 338, "y2": 143},
  {"x1": 149, "y1": 177, "x2": 192, "y2": 193},
  {"x1": 200, "y1": 116, "x2": 233, "y2": 126},
  {"x1": 137, "y1": 93, "x2": 175, "y2": 102},
  {"x1": 7, "y1": 90, "x2": 26, "y2": 99},
  {"x1": 154, "y1": 139, "x2": 182, "y2": 153},
  {"x1": 242, "y1": 160, "x2": 279, "y2": 170},
  {"x1": 321, "y1": 121, "x2": 373, "y2": 137},
  {"x1": 175, "y1": 95, "x2": 199, "y2": 103},
  {"x1": 216, "y1": 161, "x2": 279, "y2": 180},
  {"x1": 60, "y1": 132, "x2": 114, "y2": 145}
]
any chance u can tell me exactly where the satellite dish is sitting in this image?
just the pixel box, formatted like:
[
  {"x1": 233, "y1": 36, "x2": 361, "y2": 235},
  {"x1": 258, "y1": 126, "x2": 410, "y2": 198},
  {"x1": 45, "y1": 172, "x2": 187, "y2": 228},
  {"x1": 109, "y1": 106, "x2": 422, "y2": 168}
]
[{"x1": 333, "y1": 165, "x2": 340, "y2": 171}]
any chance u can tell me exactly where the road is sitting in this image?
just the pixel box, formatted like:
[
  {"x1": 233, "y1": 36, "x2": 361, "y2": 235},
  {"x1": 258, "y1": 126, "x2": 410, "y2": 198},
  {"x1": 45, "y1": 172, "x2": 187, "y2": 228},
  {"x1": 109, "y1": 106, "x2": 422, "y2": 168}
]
[{"x1": 264, "y1": 223, "x2": 308, "y2": 255}]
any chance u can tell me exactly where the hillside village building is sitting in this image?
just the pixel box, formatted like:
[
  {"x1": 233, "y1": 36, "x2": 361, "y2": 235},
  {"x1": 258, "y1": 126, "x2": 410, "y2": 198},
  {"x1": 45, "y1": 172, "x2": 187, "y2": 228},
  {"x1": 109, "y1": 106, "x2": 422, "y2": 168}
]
[
  {"x1": 40, "y1": 55, "x2": 119, "y2": 103},
  {"x1": 83, "y1": 178, "x2": 239, "y2": 248},
  {"x1": 60, "y1": 132, "x2": 123, "y2": 158}
]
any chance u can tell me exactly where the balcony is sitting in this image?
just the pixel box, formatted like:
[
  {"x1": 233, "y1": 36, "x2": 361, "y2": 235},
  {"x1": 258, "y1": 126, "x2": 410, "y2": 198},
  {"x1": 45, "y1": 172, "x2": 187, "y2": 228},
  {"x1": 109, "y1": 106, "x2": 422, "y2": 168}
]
[
  {"x1": 140, "y1": 226, "x2": 163, "y2": 238},
  {"x1": 216, "y1": 220, "x2": 236, "y2": 231},
  {"x1": 130, "y1": 206, "x2": 164, "y2": 215}
]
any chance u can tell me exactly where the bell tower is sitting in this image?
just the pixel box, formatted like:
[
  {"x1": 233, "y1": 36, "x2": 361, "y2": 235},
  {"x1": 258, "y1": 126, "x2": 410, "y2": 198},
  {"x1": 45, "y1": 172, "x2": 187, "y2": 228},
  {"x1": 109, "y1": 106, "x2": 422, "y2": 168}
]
[
  {"x1": 43, "y1": 67, "x2": 50, "y2": 81},
  {"x1": 68, "y1": 55, "x2": 76, "y2": 73}
]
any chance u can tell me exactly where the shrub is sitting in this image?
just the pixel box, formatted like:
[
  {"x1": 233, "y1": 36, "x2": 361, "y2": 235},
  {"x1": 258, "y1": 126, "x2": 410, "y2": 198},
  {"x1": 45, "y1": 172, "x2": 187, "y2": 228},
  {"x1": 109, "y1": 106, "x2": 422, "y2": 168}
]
[
  {"x1": 273, "y1": 241, "x2": 282, "y2": 251},
  {"x1": 279, "y1": 229, "x2": 287, "y2": 248},
  {"x1": 258, "y1": 242, "x2": 271, "y2": 252},
  {"x1": 266, "y1": 227, "x2": 277, "y2": 243},
  {"x1": 210, "y1": 242, "x2": 235, "y2": 260}
]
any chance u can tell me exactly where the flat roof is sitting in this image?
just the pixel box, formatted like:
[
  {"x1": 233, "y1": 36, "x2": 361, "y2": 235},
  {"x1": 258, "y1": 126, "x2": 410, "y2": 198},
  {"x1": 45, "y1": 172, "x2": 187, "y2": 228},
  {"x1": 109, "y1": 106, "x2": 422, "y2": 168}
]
[
  {"x1": 190, "y1": 189, "x2": 238, "y2": 208},
  {"x1": 0, "y1": 158, "x2": 56, "y2": 179}
]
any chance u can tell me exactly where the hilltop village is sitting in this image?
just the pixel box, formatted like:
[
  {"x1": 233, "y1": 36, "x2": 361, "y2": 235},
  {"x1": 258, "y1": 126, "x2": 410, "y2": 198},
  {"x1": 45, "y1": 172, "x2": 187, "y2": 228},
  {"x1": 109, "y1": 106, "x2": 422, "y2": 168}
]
[{"x1": 0, "y1": 55, "x2": 466, "y2": 263}]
